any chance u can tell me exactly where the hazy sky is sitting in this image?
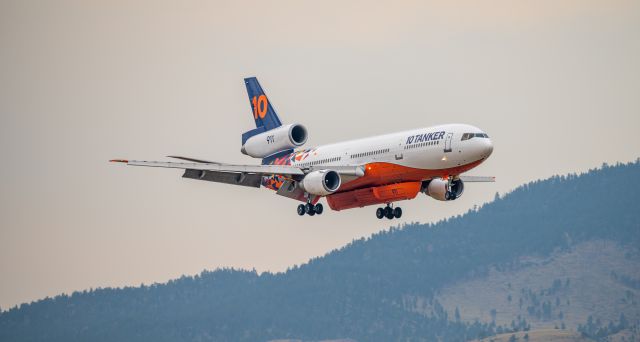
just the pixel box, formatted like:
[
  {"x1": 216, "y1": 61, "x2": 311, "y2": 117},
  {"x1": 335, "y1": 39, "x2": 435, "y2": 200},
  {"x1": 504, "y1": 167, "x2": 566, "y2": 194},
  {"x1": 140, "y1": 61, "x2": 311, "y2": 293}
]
[{"x1": 1, "y1": 0, "x2": 639, "y2": 310}]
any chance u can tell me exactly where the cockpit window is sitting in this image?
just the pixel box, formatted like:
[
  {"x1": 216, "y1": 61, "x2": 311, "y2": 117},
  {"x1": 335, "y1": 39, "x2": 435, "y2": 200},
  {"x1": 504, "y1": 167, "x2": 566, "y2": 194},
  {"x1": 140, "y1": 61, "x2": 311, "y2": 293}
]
[{"x1": 461, "y1": 132, "x2": 489, "y2": 140}]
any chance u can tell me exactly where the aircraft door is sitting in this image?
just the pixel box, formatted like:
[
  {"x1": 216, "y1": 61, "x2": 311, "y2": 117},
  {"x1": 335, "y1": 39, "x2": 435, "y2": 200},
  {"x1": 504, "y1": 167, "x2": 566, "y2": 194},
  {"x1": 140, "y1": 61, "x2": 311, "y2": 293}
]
[
  {"x1": 444, "y1": 132, "x2": 453, "y2": 153},
  {"x1": 395, "y1": 137, "x2": 404, "y2": 160}
]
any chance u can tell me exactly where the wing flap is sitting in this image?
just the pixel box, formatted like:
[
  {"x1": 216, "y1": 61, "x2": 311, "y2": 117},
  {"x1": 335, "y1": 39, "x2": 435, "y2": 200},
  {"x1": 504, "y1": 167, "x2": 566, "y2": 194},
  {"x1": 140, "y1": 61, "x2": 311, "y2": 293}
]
[
  {"x1": 276, "y1": 180, "x2": 306, "y2": 201},
  {"x1": 182, "y1": 169, "x2": 262, "y2": 188}
]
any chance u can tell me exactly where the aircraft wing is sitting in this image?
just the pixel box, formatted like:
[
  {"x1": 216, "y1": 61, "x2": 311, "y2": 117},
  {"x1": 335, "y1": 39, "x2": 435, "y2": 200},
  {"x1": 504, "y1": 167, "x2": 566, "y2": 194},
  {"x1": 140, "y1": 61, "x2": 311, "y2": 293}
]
[
  {"x1": 458, "y1": 176, "x2": 495, "y2": 182},
  {"x1": 111, "y1": 159, "x2": 305, "y2": 176},
  {"x1": 110, "y1": 159, "x2": 365, "y2": 189},
  {"x1": 110, "y1": 159, "x2": 306, "y2": 188}
]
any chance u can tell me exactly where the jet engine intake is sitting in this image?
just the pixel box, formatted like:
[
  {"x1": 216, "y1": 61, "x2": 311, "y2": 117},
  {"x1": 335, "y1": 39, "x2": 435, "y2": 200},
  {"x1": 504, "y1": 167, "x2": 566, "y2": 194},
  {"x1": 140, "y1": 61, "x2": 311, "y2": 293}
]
[
  {"x1": 301, "y1": 170, "x2": 341, "y2": 196},
  {"x1": 423, "y1": 178, "x2": 464, "y2": 201},
  {"x1": 241, "y1": 124, "x2": 307, "y2": 158}
]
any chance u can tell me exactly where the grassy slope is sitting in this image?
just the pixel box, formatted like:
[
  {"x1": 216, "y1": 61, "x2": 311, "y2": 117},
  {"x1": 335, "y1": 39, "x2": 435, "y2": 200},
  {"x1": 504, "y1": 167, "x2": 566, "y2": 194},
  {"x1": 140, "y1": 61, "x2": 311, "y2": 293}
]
[
  {"x1": 435, "y1": 240, "x2": 640, "y2": 330},
  {"x1": 473, "y1": 329, "x2": 594, "y2": 342}
]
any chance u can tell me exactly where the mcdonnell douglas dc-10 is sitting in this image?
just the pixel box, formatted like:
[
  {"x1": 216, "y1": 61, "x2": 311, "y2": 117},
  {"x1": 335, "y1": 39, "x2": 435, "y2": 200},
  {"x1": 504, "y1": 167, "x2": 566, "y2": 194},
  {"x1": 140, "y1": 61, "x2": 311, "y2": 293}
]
[{"x1": 111, "y1": 77, "x2": 494, "y2": 219}]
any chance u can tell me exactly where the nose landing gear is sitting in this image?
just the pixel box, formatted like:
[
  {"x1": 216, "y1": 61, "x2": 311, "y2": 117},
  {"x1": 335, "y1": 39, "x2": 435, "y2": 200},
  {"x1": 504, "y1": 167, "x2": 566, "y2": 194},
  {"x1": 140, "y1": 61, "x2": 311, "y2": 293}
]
[{"x1": 376, "y1": 204, "x2": 402, "y2": 220}]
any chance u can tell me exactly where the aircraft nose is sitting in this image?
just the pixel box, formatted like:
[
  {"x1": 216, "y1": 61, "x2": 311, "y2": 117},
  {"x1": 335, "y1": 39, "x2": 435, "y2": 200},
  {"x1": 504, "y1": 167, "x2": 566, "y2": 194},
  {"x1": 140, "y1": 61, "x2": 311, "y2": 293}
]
[{"x1": 483, "y1": 138, "x2": 494, "y2": 158}]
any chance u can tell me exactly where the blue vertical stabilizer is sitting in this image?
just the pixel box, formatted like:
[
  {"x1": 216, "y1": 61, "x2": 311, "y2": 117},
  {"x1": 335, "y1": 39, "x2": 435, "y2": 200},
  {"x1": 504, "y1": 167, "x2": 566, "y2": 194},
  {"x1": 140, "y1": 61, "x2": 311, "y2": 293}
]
[{"x1": 244, "y1": 77, "x2": 282, "y2": 131}]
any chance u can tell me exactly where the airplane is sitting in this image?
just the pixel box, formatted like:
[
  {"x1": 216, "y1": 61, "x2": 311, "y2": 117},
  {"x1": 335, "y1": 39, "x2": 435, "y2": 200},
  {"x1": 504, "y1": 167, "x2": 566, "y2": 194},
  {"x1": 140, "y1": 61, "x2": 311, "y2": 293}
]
[{"x1": 111, "y1": 77, "x2": 494, "y2": 219}]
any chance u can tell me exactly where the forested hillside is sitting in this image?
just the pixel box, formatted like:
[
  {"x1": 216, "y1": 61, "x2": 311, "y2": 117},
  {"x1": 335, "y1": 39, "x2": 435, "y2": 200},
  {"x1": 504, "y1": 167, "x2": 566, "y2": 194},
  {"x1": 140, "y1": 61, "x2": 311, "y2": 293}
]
[{"x1": 1, "y1": 161, "x2": 639, "y2": 342}]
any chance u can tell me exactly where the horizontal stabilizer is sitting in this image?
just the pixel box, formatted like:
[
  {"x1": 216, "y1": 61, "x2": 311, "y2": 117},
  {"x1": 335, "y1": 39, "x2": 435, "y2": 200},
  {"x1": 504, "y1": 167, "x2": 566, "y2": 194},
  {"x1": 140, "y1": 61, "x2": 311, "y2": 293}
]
[
  {"x1": 459, "y1": 176, "x2": 495, "y2": 182},
  {"x1": 167, "y1": 156, "x2": 220, "y2": 164}
]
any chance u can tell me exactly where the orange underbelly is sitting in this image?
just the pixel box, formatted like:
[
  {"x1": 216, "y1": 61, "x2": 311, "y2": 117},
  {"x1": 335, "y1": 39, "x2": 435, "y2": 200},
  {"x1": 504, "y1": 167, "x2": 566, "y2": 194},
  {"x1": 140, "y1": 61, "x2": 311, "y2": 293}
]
[
  {"x1": 326, "y1": 182, "x2": 422, "y2": 211},
  {"x1": 338, "y1": 160, "x2": 484, "y2": 192},
  {"x1": 326, "y1": 160, "x2": 484, "y2": 210}
]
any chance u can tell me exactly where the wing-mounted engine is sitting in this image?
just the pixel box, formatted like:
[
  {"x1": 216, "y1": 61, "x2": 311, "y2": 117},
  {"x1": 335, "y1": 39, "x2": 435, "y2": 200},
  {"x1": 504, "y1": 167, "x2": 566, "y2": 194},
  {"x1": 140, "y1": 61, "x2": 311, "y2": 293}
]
[
  {"x1": 241, "y1": 124, "x2": 308, "y2": 158},
  {"x1": 422, "y1": 178, "x2": 464, "y2": 201},
  {"x1": 301, "y1": 170, "x2": 341, "y2": 196}
]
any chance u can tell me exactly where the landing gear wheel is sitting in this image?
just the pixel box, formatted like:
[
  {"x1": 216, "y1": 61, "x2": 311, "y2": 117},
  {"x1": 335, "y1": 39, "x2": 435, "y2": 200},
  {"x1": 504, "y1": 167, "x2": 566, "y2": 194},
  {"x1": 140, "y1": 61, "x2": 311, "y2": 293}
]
[
  {"x1": 376, "y1": 208, "x2": 384, "y2": 219},
  {"x1": 393, "y1": 207, "x2": 402, "y2": 219},
  {"x1": 308, "y1": 209, "x2": 316, "y2": 216},
  {"x1": 384, "y1": 206, "x2": 394, "y2": 220},
  {"x1": 314, "y1": 203, "x2": 323, "y2": 215},
  {"x1": 297, "y1": 204, "x2": 306, "y2": 216},
  {"x1": 305, "y1": 203, "x2": 314, "y2": 214}
]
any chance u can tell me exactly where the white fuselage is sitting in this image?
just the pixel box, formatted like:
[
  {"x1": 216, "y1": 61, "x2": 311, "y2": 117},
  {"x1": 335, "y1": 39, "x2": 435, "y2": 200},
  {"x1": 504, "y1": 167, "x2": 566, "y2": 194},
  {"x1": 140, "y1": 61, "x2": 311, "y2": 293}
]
[{"x1": 288, "y1": 124, "x2": 493, "y2": 172}]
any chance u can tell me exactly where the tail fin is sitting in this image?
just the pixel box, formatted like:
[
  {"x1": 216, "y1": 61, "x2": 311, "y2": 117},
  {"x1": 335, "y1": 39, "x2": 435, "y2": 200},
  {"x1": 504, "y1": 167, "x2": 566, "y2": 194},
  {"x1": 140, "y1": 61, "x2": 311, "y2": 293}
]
[{"x1": 244, "y1": 77, "x2": 282, "y2": 131}]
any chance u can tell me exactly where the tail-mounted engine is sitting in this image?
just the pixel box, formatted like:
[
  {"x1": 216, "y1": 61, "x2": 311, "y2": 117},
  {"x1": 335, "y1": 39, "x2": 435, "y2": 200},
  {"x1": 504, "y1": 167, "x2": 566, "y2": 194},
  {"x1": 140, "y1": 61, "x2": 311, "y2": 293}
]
[
  {"x1": 301, "y1": 170, "x2": 341, "y2": 196},
  {"x1": 241, "y1": 123, "x2": 308, "y2": 158},
  {"x1": 423, "y1": 178, "x2": 464, "y2": 201}
]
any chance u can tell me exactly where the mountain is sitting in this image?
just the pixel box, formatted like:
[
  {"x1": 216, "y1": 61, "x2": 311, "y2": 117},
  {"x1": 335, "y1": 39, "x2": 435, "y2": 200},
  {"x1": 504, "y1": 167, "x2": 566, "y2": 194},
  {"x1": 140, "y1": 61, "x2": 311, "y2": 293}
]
[
  {"x1": 1, "y1": 161, "x2": 639, "y2": 342},
  {"x1": 473, "y1": 329, "x2": 594, "y2": 342}
]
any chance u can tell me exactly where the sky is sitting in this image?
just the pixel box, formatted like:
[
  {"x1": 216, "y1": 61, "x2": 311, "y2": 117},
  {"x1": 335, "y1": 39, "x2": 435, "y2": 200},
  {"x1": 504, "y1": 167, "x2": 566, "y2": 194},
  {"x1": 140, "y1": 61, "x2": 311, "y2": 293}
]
[{"x1": 0, "y1": 0, "x2": 639, "y2": 310}]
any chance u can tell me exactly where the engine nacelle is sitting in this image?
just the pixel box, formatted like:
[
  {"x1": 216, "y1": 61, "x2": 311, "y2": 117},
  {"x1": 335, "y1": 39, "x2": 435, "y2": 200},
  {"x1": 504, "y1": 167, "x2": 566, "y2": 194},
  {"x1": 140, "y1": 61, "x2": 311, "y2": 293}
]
[
  {"x1": 301, "y1": 170, "x2": 342, "y2": 196},
  {"x1": 423, "y1": 178, "x2": 464, "y2": 201},
  {"x1": 241, "y1": 124, "x2": 308, "y2": 158}
]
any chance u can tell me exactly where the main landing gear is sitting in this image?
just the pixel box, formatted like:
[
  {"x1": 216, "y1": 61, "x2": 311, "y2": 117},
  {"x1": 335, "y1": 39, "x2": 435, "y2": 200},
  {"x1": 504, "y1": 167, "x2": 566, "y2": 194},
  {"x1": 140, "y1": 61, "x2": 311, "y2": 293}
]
[
  {"x1": 376, "y1": 204, "x2": 402, "y2": 220},
  {"x1": 297, "y1": 202, "x2": 323, "y2": 216}
]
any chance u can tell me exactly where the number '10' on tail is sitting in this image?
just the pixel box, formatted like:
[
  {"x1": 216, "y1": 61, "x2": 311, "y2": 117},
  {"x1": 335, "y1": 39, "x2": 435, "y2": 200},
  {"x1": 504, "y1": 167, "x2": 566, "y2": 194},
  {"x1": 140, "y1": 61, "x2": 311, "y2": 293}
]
[{"x1": 244, "y1": 77, "x2": 282, "y2": 131}]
